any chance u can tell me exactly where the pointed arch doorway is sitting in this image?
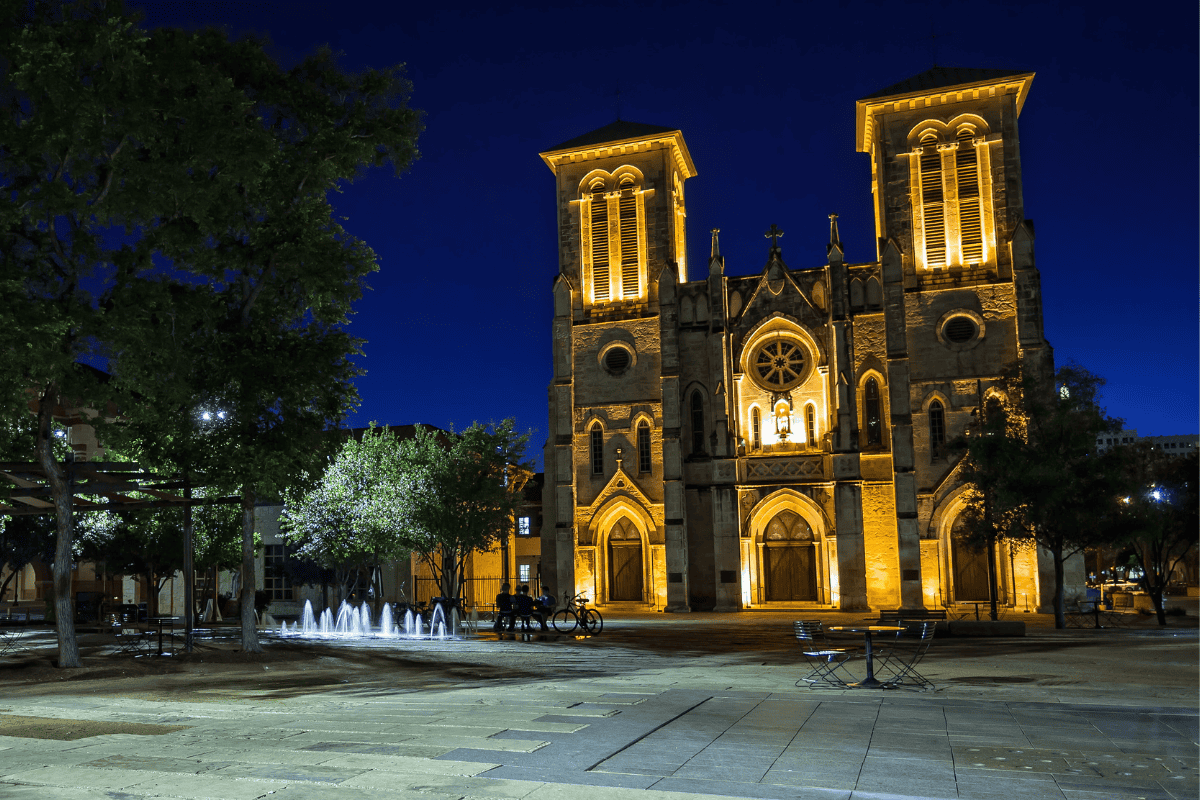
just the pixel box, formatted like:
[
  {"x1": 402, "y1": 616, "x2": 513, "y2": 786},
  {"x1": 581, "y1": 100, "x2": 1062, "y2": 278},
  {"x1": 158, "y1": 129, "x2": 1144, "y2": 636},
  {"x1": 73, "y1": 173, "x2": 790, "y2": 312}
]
[
  {"x1": 763, "y1": 510, "x2": 818, "y2": 602},
  {"x1": 950, "y1": 517, "x2": 990, "y2": 601},
  {"x1": 608, "y1": 516, "x2": 644, "y2": 602}
]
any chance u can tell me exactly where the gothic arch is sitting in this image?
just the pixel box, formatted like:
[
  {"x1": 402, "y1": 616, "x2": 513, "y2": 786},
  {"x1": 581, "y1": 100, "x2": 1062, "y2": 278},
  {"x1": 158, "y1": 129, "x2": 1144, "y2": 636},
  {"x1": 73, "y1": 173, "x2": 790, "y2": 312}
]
[
  {"x1": 921, "y1": 389, "x2": 951, "y2": 413},
  {"x1": 858, "y1": 369, "x2": 889, "y2": 449},
  {"x1": 738, "y1": 314, "x2": 826, "y2": 369},
  {"x1": 745, "y1": 489, "x2": 832, "y2": 605},
  {"x1": 587, "y1": 496, "x2": 654, "y2": 605}
]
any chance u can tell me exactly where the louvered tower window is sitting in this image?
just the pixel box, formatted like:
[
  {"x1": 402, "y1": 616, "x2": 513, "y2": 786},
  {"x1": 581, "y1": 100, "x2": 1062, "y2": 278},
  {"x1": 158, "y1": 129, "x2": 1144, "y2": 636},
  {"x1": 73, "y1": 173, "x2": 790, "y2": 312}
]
[
  {"x1": 590, "y1": 183, "x2": 610, "y2": 301},
  {"x1": 919, "y1": 133, "x2": 946, "y2": 267},
  {"x1": 805, "y1": 404, "x2": 817, "y2": 446},
  {"x1": 864, "y1": 378, "x2": 883, "y2": 447},
  {"x1": 690, "y1": 391, "x2": 705, "y2": 455},
  {"x1": 751, "y1": 408, "x2": 761, "y2": 450},
  {"x1": 929, "y1": 399, "x2": 946, "y2": 453},
  {"x1": 618, "y1": 178, "x2": 638, "y2": 299},
  {"x1": 590, "y1": 424, "x2": 604, "y2": 475},
  {"x1": 637, "y1": 420, "x2": 651, "y2": 473},
  {"x1": 956, "y1": 128, "x2": 983, "y2": 263}
]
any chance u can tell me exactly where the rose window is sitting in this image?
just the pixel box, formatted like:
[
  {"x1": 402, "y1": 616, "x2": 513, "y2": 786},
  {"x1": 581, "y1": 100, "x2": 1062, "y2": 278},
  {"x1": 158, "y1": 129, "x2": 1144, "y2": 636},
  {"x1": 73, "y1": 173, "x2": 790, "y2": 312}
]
[{"x1": 751, "y1": 339, "x2": 807, "y2": 390}]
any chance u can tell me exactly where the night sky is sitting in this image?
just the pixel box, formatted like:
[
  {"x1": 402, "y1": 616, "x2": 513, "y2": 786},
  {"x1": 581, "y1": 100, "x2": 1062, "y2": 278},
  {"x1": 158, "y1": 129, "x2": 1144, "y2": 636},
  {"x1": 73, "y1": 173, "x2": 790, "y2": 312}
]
[{"x1": 131, "y1": 1, "x2": 1198, "y2": 467}]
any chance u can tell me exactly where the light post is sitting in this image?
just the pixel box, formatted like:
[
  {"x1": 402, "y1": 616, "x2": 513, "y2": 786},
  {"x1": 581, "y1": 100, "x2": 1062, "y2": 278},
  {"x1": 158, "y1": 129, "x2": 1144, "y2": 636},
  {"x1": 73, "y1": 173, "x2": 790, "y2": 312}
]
[{"x1": 183, "y1": 407, "x2": 226, "y2": 653}]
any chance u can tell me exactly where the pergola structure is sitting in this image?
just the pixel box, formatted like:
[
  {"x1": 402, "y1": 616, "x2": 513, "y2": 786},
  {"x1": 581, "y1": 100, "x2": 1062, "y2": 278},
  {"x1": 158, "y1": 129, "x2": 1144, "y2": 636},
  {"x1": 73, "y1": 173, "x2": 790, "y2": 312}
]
[
  {"x1": 0, "y1": 460, "x2": 238, "y2": 516},
  {"x1": 0, "y1": 459, "x2": 240, "y2": 652}
]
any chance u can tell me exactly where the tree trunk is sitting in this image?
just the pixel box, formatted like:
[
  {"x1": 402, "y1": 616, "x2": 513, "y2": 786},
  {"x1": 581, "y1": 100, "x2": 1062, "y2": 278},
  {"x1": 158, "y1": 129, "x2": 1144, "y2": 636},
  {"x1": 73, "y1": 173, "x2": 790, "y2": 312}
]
[
  {"x1": 36, "y1": 386, "x2": 81, "y2": 668},
  {"x1": 1149, "y1": 588, "x2": 1167, "y2": 625},
  {"x1": 1051, "y1": 544, "x2": 1066, "y2": 629},
  {"x1": 239, "y1": 487, "x2": 261, "y2": 652}
]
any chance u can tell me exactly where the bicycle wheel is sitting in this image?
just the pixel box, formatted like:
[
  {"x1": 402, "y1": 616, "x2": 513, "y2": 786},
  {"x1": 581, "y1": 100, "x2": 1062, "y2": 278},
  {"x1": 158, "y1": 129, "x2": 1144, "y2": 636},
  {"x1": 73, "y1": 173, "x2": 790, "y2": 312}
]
[
  {"x1": 551, "y1": 609, "x2": 577, "y2": 634},
  {"x1": 582, "y1": 608, "x2": 603, "y2": 635}
]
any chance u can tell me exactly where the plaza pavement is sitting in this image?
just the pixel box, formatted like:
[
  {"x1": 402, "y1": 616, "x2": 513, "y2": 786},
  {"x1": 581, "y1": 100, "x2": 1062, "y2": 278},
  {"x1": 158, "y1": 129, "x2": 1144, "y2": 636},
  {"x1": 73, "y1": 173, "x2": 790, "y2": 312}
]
[{"x1": 0, "y1": 609, "x2": 1195, "y2": 800}]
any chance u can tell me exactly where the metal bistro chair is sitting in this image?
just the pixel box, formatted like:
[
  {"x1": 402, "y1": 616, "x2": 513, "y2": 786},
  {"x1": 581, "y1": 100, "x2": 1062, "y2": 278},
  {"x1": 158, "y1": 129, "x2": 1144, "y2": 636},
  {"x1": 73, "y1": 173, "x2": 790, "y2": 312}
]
[
  {"x1": 793, "y1": 620, "x2": 858, "y2": 688},
  {"x1": 875, "y1": 620, "x2": 936, "y2": 690}
]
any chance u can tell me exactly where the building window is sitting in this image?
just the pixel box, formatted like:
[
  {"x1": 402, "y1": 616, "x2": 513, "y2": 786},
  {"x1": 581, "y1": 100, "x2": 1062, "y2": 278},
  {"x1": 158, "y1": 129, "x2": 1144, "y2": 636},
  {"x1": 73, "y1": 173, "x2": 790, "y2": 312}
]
[
  {"x1": 805, "y1": 404, "x2": 817, "y2": 446},
  {"x1": 864, "y1": 378, "x2": 883, "y2": 447},
  {"x1": 590, "y1": 182, "x2": 610, "y2": 302},
  {"x1": 590, "y1": 424, "x2": 603, "y2": 475},
  {"x1": 517, "y1": 516, "x2": 531, "y2": 536},
  {"x1": 751, "y1": 407, "x2": 761, "y2": 450},
  {"x1": 919, "y1": 133, "x2": 946, "y2": 267},
  {"x1": 690, "y1": 391, "x2": 705, "y2": 454},
  {"x1": 929, "y1": 399, "x2": 946, "y2": 454},
  {"x1": 619, "y1": 177, "x2": 639, "y2": 298},
  {"x1": 956, "y1": 128, "x2": 983, "y2": 263},
  {"x1": 263, "y1": 545, "x2": 292, "y2": 601},
  {"x1": 637, "y1": 420, "x2": 651, "y2": 473}
]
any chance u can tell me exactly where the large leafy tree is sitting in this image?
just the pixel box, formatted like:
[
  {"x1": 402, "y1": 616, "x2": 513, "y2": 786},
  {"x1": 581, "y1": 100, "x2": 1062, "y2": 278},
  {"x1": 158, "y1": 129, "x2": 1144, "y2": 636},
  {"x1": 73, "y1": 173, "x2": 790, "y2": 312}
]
[
  {"x1": 1110, "y1": 448, "x2": 1198, "y2": 625},
  {"x1": 397, "y1": 421, "x2": 531, "y2": 608},
  {"x1": 1, "y1": 2, "x2": 420, "y2": 663},
  {"x1": 954, "y1": 364, "x2": 1128, "y2": 628},
  {"x1": 282, "y1": 426, "x2": 414, "y2": 607}
]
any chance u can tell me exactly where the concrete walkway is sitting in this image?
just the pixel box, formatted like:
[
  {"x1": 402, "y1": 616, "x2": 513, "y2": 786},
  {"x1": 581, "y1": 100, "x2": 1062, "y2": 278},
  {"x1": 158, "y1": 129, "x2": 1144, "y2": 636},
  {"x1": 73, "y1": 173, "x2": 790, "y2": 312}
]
[{"x1": 0, "y1": 611, "x2": 1195, "y2": 800}]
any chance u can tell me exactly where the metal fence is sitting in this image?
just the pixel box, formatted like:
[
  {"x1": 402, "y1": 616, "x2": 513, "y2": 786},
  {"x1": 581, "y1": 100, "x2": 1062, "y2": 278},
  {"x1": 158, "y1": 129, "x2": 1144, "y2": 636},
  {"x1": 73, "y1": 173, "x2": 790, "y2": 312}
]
[{"x1": 413, "y1": 575, "x2": 541, "y2": 608}]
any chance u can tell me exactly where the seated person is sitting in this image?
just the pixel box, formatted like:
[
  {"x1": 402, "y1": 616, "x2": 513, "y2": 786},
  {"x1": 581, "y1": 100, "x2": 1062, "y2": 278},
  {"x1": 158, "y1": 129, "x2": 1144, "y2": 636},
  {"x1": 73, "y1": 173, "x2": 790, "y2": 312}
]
[
  {"x1": 512, "y1": 585, "x2": 536, "y2": 631},
  {"x1": 530, "y1": 587, "x2": 553, "y2": 631},
  {"x1": 492, "y1": 583, "x2": 514, "y2": 632}
]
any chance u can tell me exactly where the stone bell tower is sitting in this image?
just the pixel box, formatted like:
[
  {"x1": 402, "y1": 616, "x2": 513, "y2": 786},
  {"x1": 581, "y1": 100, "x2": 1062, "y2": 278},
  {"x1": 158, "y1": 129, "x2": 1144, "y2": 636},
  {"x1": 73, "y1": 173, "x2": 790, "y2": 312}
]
[
  {"x1": 539, "y1": 121, "x2": 697, "y2": 609},
  {"x1": 856, "y1": 68, "x2": 1052, "y2": 611}
]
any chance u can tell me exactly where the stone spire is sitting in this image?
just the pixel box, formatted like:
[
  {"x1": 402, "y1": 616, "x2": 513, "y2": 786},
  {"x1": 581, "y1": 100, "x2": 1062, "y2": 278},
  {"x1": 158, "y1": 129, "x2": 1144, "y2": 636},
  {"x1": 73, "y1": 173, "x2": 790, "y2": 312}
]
[
  {"x1": 827, "y1": 213, "x2": 844, "y2": 262},
  {"x1": 710, "y1": 228, "x2": 721, "y2": 259}
]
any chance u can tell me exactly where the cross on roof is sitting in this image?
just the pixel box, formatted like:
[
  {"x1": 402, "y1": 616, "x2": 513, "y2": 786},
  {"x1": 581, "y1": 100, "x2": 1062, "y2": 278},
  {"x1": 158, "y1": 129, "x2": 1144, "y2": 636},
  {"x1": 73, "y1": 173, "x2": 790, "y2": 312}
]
[{"x1": 765, "y1": 224, "x2": 784, "y2": 248}]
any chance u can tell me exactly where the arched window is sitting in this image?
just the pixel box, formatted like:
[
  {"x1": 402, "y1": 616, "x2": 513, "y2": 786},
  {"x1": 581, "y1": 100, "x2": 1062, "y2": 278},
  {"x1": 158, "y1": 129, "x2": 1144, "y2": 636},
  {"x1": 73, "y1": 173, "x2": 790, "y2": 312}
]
[
  {"x1": 919, "y1": 133, "x2": 946, "y2": 267},
  {"x1": 590, "y1": 424, "x2": 604, "y2": 475},
  {"x1": 956, "y1": 128, "x2": 983, "y2": 263},
  {"x1": 864, "y1": 378, "x2": 883, "y2": 447},
  {"x1": 690, "y1": 391, "x2": 705, "y2": 455},
  {"x1": 929, "y1": 399, "x2": 946, "y2": 454},
  {"x1": 619, "y1": 177, "x2": 638, "y2": 298},
  {"x1": 590, "y1": 182, "x2": 610, "y2": 301},
  {"x1": 637, "y1": 420, "x2": 651, "y2": 473},
  {"x1": 805, "y1": 404, "x2": 817, "y2": 446},
  {"x1": 751, "y1": 407, "x2": 761, "y2": 450}
]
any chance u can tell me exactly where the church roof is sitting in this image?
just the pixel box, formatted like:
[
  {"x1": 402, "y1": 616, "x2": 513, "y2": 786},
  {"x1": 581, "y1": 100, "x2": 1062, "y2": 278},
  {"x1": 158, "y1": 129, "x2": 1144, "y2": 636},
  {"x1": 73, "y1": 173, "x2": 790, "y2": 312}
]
[
  {"x1": 854, "y1": 66, "x2": 1035, "y2": 152},
  {"x1": 540, "y1": 120, "x2": 696, "y2": 178},
  {"x1": 544, "y1": 120, "x2": 679, "y2": 153},
  {"x1": 860, "y1": 67, "x2": 1033, "y2": 101}
]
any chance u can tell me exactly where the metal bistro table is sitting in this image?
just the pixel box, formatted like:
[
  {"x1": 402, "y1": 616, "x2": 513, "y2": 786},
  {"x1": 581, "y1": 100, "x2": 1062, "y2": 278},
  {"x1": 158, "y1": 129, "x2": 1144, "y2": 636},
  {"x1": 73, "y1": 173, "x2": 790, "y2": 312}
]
[
  {"x1": 828, "y1": 625, "x2": 905, "y2": 688},
  {"x1": 146, "y1": 616, "x2": 180, "y2": 656}
]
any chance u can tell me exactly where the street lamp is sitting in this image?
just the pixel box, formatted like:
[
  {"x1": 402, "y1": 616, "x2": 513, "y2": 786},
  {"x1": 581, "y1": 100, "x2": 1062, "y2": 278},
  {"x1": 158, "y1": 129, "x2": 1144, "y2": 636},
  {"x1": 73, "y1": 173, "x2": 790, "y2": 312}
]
[{"x1": 182, "y1": 403, "x2": 227, "y2": 653}]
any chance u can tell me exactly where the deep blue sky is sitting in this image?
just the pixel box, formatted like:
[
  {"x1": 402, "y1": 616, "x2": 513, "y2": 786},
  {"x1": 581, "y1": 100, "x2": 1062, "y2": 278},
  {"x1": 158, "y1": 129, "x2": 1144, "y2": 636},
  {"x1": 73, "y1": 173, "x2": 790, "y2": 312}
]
[{"x1": 133, "y1": 1, "x2": 1198, "y2": 466}]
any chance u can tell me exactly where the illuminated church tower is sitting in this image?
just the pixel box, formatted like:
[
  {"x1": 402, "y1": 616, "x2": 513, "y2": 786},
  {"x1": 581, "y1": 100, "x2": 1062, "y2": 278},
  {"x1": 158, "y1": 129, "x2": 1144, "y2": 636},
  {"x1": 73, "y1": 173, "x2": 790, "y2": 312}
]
[{"x1": 541, "y1": 70, "x2": 1069, "y2": 614}]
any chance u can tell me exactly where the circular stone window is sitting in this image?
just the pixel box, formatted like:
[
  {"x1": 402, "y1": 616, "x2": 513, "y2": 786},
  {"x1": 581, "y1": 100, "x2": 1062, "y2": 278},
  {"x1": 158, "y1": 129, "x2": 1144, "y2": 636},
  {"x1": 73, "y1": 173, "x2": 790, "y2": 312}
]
[
  {"x1": 937, "y1": 311, "x2": 985, "y2": 351},
  {"x1": 599, "y1": 342, "x2": 635, "y2": 375},
  {"x1": 749, "y1": 338, "x2": 809, "y2": 390}
]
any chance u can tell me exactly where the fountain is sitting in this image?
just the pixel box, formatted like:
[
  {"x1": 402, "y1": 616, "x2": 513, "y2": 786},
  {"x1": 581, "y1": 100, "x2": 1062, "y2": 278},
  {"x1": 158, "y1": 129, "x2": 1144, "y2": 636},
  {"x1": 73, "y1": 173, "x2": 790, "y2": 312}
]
[{"x1": 280, "y1": 599, "x2": 459, "y2": 640}]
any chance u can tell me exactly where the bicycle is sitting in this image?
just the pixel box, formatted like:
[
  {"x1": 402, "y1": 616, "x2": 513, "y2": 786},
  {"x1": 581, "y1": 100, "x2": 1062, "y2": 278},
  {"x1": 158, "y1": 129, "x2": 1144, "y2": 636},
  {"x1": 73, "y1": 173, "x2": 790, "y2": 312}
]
[{"x1": 550, "y1": 593, "x2": 603, "y2": 635}]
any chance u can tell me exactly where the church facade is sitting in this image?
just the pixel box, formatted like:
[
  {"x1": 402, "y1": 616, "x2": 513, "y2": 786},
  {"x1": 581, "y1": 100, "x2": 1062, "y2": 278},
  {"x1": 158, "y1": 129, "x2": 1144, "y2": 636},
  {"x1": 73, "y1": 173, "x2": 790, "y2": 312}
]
[{"x1": 540, "y1": 68, "x2": 1073, "y2": 612}]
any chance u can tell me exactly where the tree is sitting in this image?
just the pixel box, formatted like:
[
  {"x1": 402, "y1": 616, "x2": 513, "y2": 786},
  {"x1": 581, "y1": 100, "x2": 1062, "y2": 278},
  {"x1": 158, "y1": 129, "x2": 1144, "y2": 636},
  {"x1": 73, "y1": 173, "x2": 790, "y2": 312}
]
[
  {"x1": 953, "y1": 364, "x2": 1127, "y2": 628},
  {"x1": 0, "y1": 514, "x2": 55, "y2": 604},
  {"x1": 0, "y1": 0, "x2": 276, "y2": 665},
  {"x1": 2, "y1": 4, "x2": 418, "y2": 663},
  {"x1": 282, "y1": 426, "x2": 414, "y2": 608},
  {"x1": 1112, "y1": 448, "x2": 1198, "y2": 625},
  {"x1": 396, "y1": 421, "x2": 530, "y2": 610}
]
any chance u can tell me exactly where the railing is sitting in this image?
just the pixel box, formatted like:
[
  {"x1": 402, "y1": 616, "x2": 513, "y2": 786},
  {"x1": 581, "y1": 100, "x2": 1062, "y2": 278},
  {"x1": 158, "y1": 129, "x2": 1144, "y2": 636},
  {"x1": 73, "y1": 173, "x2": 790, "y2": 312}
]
[{"x1": 413, "y1": 575, "x2": 541, "y2": 608}]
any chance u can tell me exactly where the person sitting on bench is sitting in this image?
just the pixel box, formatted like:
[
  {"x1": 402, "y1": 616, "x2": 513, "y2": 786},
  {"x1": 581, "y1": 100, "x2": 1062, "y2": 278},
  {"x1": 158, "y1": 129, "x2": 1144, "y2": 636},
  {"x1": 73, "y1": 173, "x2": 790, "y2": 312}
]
[
  {"x1": 493, "y1": 583, "x2": 514, "y2": 632},
  {"x1": 512, "y1": 585, "x2": 538, "y2": 631}
]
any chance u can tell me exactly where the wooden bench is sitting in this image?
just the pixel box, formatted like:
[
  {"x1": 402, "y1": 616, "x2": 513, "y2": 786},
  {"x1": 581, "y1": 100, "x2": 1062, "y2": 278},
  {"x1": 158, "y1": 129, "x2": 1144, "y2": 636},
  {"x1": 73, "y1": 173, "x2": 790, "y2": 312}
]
[{"x1": 874, "y1": 609, "x2": 947, "y2": 625}]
